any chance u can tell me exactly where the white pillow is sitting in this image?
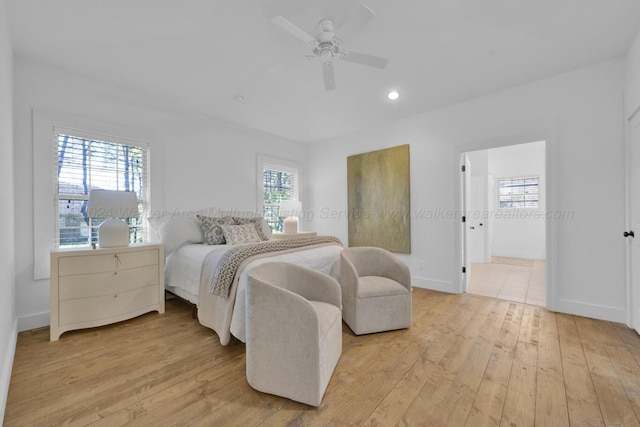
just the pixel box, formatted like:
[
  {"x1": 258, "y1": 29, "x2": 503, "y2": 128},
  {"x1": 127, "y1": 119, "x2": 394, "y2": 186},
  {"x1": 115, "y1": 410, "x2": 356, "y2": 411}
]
[
  {"x1": 219, "y1": 224, "x2": 262, "y2": 245},
  {"x1": 148, "y1": 214, "x2": 203, "y2": 255}
]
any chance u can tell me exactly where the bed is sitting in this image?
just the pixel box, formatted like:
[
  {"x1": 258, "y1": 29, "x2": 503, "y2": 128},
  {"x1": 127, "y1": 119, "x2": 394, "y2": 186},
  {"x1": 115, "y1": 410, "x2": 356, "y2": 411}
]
[{"x1": 149, "y1": 209, "x2": 343, "y2": 345}]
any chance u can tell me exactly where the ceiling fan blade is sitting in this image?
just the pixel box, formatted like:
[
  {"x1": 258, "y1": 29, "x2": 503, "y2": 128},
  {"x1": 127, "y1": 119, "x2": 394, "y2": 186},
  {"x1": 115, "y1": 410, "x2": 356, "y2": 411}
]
[
  {"x1": 343, "y1": 51, "x2": 389, "y2": 69},
  {"x1": 322, "y1": 61, "x2": 336, "y2": 91},
  {"x1": 335, "y1": 5, "x2": 375, "y2": 42},
  {"x1": 270, "y1": 15, "x2": 316, "y2": 45}
]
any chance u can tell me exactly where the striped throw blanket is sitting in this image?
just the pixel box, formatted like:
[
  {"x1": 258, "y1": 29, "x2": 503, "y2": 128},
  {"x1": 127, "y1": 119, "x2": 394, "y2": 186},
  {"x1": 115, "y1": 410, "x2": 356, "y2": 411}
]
[{"x1": 209, "y1": 236, "x2": 343, "y2": 297}]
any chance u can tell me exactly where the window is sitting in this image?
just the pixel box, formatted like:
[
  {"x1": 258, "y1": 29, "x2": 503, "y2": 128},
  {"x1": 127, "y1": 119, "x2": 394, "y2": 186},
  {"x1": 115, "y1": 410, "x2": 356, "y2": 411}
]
[
  {"x1": 55, "y1": 129, "x2": 148, "y2": 248},
  {"x1": 498, "y1": 176, "x2": 539, "y2": 208},
  {"x1": 258, "y1": 156, "x2": 300, "y2": 232}
]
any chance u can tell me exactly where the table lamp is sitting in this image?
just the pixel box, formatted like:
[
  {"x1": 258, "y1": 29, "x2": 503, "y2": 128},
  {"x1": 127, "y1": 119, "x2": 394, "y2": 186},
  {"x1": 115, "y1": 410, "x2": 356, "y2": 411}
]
[
  {"x1": 279, "y1": 200, "x2": 302, "y2": 234},
  {"x1": 87, "y1": 190, "x2": 139, "y2": 248}
]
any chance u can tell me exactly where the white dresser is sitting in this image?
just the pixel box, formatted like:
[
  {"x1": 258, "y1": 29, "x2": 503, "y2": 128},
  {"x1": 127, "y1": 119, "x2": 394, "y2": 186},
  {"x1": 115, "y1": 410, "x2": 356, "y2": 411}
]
[{"x1": 50, "y1": 243, "x2": 165, "y2": 341}]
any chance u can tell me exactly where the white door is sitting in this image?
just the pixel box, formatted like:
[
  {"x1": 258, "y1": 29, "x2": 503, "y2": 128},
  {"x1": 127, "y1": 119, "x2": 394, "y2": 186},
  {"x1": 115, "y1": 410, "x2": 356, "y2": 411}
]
[
  {"x1": 629, "y1": 112, "x2": 640, "y2": 333},
  {"x1": 462, "y1": 154, "x2": 471, "y2": 290},
  {"x1": 468, "y1": 176, "x2": 486, "y2": 263}
]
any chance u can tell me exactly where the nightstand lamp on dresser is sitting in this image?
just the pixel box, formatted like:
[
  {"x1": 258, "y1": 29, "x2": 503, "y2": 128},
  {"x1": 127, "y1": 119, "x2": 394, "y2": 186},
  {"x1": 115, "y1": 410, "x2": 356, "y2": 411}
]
[{"x1": 50, "y1": 243, "x2": 165, "y2": 341}]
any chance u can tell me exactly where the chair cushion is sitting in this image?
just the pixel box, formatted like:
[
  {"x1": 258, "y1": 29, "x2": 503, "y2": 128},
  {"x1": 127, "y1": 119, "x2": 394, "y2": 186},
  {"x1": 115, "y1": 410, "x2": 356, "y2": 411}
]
[{"x1": 357, "y1": 276, "x2": 409, "y2": 298}]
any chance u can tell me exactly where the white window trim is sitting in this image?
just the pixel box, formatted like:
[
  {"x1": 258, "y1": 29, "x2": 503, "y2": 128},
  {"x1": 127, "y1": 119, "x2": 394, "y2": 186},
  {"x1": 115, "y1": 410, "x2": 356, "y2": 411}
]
[
  {"x1": 497, "y1": 175, "x2": 540, "y2": 210},
  {"x1": 53, "y1": 126, "x2": 149, "y2": 247},
  {"x1": 33, "y1": 109, "x2": 151, "y2": 280},
  {"x1": 256, "y1": 154, "x2": 304, "y2": 226}
]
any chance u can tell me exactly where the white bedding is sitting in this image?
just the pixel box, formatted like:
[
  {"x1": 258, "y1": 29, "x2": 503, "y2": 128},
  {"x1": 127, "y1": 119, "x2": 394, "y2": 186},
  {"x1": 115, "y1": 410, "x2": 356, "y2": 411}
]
[
  {"x1": 165, "y1": 244, "x2": 227, "y2": 303},
  {"x1": 164, "y1": 242, "x2": 342, "y2": 343}
]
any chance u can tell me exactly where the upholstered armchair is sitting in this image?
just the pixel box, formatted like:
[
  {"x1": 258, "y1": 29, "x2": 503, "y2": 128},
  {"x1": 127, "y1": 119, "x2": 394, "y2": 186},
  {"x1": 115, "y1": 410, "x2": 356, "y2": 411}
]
[
  {"x1": 339, "y1": 247, "x2": 412, "y2": 335},
  {"x1": 245, "y1": 262, "x2": 342, "y2": 407}
]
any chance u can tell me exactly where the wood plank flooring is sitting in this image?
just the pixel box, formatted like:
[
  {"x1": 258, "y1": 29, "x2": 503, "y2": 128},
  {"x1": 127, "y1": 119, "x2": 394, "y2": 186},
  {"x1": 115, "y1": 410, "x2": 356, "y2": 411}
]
[{"x1": 5, "y1": 289, "x2": 640, "y2": 426}]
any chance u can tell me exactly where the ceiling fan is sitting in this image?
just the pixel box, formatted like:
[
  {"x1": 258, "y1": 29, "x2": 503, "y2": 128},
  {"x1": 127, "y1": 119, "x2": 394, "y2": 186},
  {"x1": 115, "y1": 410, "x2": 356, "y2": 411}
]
[{"x1": 270, "y1": 5, "x2": 389, "y2": 91}]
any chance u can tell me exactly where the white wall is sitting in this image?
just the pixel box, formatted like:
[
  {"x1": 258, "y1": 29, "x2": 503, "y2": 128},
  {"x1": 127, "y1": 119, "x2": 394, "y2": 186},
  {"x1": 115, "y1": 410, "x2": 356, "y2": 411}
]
[
  {"x1": 0, "y1": 0, "x2": 16, "y2": 420},
  {"x1": 308, "y1": 59, "x2": 627, "y2": 322},
  {"x1": 626, "y1": 31, "x2": 640, "y2": 117},
  {"x1": 13, "y1": 57, "x2": 307, "y2": 331},
  {"x1": 488, "y1": 143, "x2": 546, "y2": 260}
]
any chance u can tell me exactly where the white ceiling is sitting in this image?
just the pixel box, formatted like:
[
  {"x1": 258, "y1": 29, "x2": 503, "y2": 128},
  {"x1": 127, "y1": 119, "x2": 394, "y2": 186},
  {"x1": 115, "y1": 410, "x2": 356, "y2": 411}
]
[{"x1": 7, "y1": 0, "x2": 640, "y2": 143}]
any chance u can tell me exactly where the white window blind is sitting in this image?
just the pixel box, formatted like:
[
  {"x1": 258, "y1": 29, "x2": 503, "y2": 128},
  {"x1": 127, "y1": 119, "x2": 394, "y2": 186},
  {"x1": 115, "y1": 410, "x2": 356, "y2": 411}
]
[
  {"x1": 498, "y1": 176, "x2": 539, "y2": 208},
  {"x1": 54, "y1": 129, "x2": 148, "y2": 248},
  {"x1": 262, "y1": 162, "x2": 298, "y2": 232}
]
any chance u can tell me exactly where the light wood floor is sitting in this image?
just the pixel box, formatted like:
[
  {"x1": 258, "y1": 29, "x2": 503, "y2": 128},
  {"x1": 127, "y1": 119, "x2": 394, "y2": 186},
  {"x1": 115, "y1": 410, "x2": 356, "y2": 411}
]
[
  {"x1": 468, "y1": 257, "x2": 546, "y2": 306},
  {"x1": 5, "y1": 289, "x2": 640, "y2": 426}
]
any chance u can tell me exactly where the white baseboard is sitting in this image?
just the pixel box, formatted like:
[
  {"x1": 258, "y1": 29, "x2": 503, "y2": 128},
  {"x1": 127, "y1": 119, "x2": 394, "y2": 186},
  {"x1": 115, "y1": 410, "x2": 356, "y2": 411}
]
[
  {"x1": 17, "y1": 311, "x2": 49, "y2": 333},
  {"x1": 1, "y1": 318, "x2": 18, "y2": 423},
  {"x1": 410, "y1": 277, "x2": 627, "y2": 325},
  {"x1": 552, "y1": 298, "x2": 627, "y2": 324},
  {"x1": 491, "y1": 250, "x2": 545, "y2": 260},
  {"x1": 411, "y1": 276, "x2": 456, "y2": 294}
]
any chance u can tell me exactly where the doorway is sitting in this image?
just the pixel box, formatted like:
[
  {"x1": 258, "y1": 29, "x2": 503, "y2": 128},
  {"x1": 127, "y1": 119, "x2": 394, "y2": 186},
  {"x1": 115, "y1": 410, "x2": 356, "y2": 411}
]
[{"x1": 462, "y1": 141, "x2": 547, "y2": 306}]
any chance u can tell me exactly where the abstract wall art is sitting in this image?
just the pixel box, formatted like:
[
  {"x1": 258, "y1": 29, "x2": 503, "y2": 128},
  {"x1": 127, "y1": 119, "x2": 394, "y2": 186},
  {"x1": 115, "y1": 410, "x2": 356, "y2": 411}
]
[{"x1": 347, "y1": 144, "x2": 411, "y2": 253}]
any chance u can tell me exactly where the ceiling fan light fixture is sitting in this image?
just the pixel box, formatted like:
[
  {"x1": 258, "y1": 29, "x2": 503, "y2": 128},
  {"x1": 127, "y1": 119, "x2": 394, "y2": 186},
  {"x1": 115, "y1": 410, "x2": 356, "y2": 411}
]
[{"x1": 387, "y1": 90, "x2": 400, "y2": 100}]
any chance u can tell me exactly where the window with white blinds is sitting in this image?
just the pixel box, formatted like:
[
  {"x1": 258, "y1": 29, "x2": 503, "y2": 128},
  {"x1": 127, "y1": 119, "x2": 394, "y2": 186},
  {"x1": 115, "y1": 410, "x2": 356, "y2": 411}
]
[
  {"x1": 54, "y1": 129, "x2": 148, "y2": 248},
  {"x1": 498, "y1": 176, "x2": 539, "y2": 208},
  {"x1": 260, "y1": 160, "x2": 299, "y2": 233}
]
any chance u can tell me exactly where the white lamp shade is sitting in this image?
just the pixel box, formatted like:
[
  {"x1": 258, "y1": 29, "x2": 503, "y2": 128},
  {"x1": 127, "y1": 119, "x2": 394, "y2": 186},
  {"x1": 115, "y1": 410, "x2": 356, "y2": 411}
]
[
  {"x1": 279, "y1": 200, "x2": 302, "y2": 217},
  {"x1": 279, "y1": 200, "x2": 302, "y2": 234},
  {"x1": 87, "y1": 190, "x2": 139, "y2": 219},
  {"x1": 87, "y1": 190, "x2": 139, "y2": 248}
]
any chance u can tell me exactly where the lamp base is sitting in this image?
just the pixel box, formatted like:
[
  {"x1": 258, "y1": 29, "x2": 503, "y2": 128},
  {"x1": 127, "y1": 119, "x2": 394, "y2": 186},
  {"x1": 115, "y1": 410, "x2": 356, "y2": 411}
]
[
  {"x1": 98, "y1": 218, "x2": 130, "y2": 248},
  {"x1": 283, "y1": 216, "x2": 299, "y2": 234}
]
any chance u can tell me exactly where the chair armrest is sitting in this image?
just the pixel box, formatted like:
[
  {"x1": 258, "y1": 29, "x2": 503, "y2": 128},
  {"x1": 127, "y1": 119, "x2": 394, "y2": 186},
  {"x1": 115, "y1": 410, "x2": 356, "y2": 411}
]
[
  {"x1": 247, "y1": 276, "x2": 321, "y2": 350},
  {"x1": 283, "y1": 267, "x2": 342, "y2": 309}
]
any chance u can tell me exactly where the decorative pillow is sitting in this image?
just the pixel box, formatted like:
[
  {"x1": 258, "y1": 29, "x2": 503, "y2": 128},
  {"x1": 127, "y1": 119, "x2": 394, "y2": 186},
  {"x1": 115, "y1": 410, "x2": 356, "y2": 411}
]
[
  {"x1": 148, "y1": 214, "x2": 203, "y2": 256},
  {"x1": 220, "y1": 223, "x2": 262, "y2": 245},
  {"x1": 197, "y1": 215, "x2": 235, "y2": 245},
  {"x1": 233, "y1": 217, "x2": 268, "y2": 241}
]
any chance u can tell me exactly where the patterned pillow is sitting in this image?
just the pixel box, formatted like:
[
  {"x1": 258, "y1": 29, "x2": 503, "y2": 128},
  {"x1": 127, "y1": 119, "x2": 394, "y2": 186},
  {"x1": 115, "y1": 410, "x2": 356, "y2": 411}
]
[
  {"x1": 197, "y1": 215, "x2": 235, "y2": 245},
  {"x1": 233, "y1": 217, "x2": 268, "y2": 241},
  {"x1": 220, "y1": 224, "x2": 262, "y2": 245}
]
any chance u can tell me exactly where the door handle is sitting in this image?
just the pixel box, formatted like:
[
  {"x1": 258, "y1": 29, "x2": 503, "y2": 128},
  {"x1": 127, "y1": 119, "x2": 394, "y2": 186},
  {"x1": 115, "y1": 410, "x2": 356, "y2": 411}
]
[{"x1": 624, "y1": 230, "x2": 635, "y2": 238}]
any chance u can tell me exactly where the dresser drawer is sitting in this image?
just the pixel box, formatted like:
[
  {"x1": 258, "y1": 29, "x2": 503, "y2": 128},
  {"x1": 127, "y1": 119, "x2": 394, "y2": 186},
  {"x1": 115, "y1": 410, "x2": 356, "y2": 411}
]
[
  {"x1": 58, "y1": 265, "x2": 159, "y2": 300},
  {"x1": 58, "y1": 249, "x2": 159, "y2": 276},
  {"x1": 58, "y1": 285, "x2": 159, "y2": 326}
]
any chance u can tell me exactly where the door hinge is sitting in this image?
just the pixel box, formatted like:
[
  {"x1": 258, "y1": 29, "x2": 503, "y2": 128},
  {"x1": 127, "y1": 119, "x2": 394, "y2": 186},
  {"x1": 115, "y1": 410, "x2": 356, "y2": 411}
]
[
  {"x1": 462, "y1": 266, "x2": 466, "y2": 273},
  {"x1": 462, "y1": 216, "x2": 466, "y2": 223},
  {"x1": 461, "y1": 165, "x2": 466, "y2": 172}
]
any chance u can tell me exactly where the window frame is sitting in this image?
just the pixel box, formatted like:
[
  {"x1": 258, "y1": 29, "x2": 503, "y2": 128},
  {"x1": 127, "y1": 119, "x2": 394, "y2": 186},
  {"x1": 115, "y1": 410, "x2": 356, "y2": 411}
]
[
  {"x1": 54, "y1": 127, "x2": 149, "y2": 248},
  {"x1": 497, "y1": 175, "x2": 540, "y2": 209},
  {"x1": 256, "y1": 154, "x2": 303, "y2": 233}
]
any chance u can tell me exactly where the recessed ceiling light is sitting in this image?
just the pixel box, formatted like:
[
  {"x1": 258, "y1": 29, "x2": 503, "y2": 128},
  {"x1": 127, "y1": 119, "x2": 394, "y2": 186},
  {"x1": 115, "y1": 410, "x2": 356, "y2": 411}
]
[
  {"x1": 387, "y1": 90, "x2": 400, "y2": 100},
  {"x1": 233, "y1": 94, "x2": 244, "y2": 102}
]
